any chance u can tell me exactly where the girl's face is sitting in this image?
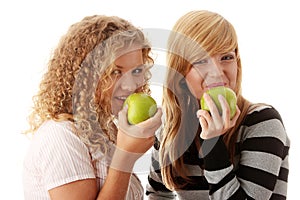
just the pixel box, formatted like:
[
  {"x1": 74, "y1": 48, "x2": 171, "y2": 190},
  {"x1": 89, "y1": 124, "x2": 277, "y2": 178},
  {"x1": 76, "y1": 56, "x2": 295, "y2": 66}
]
[
  {"x1": 185, "y1": 51, "x2": 238, "y2": 100},
  {"x1": 108, "y1": 49, "x2": 146, "y2": 115}
]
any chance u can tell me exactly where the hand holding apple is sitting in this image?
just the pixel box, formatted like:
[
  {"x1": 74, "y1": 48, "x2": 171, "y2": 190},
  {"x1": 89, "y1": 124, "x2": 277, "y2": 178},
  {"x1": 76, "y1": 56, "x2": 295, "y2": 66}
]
[
  {"x1": 112, "y1": 104, "x2": 162, "y2": 172},
  {"x1": 200, "y1": 86, "x2": 237, "y2": 119},
  {"x1": 123, "y1": 92, "x2": 158, "y2": 124}
]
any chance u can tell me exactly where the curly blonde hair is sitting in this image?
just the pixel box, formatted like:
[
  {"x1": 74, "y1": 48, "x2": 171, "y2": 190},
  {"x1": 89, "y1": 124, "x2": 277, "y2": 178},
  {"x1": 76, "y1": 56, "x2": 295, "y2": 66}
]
[{"x1": 26, "y1": 15, "x2": 153, "y2": 155}]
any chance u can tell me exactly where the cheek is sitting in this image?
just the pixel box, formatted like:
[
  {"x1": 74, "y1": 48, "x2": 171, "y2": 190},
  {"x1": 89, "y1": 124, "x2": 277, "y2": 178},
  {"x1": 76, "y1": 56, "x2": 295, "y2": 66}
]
[
  {"x1": 107, "y1": 82, "x2": 121, "y2": 98},
  {"x1": 185, "y1": 68, "x2": 204, "y2": 99},
  {"x1": 228, "y1": 65, "x2": 238, "y2": 89},
  {"x1": 104, "y1": 78, "x2": 119, "y2": 106},
  {"x1": 135, "y1": 75, "x2": 145, "y2": 87}
]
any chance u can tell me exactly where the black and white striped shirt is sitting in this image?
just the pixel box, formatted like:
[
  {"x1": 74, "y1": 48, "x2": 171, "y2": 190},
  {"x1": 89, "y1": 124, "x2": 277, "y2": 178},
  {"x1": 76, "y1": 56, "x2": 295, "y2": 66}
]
[{"x1": 146, "y1": 105, "x2": 290, "y2": 200}]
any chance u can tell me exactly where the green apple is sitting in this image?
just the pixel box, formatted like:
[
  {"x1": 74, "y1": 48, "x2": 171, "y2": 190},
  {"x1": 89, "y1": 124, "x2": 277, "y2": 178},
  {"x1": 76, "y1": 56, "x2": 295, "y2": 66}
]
[
  {"x1": 123, "y1": 93, "x2": 157, "y2": 124},
  {"x1": 200, "y1": 86, "x2": 237, "y2": 119}
]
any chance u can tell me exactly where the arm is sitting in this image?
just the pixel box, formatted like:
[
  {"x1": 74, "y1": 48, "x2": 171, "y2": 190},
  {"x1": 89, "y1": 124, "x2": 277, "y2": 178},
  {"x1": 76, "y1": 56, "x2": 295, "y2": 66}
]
[
  {"x1": 49, "y1": 106, "x2": 163, "y2": 200},
  {"x1": 48, "y1": 147, "x2": 138, "y2": 200},
  {"x1": 48, "y1": 149, "x2": 136, "y2": 200},
  {"x1": 49, "y1": 179, "x2": 98, "y2": 200}
]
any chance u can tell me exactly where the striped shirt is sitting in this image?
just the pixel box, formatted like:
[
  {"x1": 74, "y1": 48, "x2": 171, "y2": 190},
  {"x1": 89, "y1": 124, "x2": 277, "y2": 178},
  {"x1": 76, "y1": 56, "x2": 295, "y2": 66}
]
[
  {"x1": 146, "y1": 105, "x2": 290, "y2": 200},
  {"x1": 23, "y1": 120, "x2": 143, "y2": 199}
]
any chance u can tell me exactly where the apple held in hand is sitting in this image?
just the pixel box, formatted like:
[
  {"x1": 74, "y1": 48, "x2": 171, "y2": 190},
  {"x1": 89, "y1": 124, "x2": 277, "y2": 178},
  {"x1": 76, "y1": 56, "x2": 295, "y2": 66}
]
[
  {"x1": 200, "y1": 86, "x2": 237, "y2": 119},
  {"x1": 123, "y1": 93, "x2": 157, "y2": 124}
]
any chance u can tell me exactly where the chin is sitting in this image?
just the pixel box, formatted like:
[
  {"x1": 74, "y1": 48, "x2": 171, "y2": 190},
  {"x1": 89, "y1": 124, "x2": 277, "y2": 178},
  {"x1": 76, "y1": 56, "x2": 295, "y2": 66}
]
[{"x1": 111, "y1": 104, "x2": 122, "y2": 116}]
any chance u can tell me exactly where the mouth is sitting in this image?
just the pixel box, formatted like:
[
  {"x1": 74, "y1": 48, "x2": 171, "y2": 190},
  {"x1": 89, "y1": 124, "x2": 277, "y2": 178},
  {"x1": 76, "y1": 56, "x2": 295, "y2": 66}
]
[
  {"x1": 114, "y1": 95, "x2": 130, "y2": 105},
  {"x1": 115, "y1": 96, "x2": 128, "y2": 101},
  {"x1": 115, "y1": 95, "x2": 127, "y2": 103},
  {"x1": 206, "y1": 82, "x2": 227, "y2": 89}
]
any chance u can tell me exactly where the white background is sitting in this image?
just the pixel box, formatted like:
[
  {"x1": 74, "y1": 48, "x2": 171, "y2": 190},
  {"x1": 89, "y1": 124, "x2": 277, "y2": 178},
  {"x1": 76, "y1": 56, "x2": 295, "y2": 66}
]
[{"x1": 0, "y1": 0, "x2": 299, "y2": 199}]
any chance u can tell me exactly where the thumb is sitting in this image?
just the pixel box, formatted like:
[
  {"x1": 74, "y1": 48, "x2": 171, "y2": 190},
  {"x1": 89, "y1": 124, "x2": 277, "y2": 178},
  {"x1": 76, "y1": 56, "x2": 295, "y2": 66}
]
[{"x1": 118, "y1": 104, "x2": 130, "y2": 128}]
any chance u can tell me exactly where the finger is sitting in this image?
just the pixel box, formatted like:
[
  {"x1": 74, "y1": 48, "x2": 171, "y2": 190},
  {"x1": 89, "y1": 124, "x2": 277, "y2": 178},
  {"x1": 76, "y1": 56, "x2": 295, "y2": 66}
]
[
  {"x1": 197, "y1": 109, "x2": 209, "y2": 119},
  {"x1": 118, "y1": 105, "x2": 144, "y2": 138},
  {"x1": 118, "y1": 104, "x2": 128, "y2": 125},
  {"x1": 120, "y1": 106, "x2": 163, "y2": 139},
  {"x1": 149, "y1": 107, "x2": 163, "y2": 125},
  {"x1": 218, "y1": 95, "x2": 230, "y2": 126},
  {"x1": 122, "y1": 108, "x2": 162, "y2": 139},
  {"x1": 134, "y1": 124, "x2": 159, "y2": 139},
  {"x1": 203, "y1": 93, "x2": 221, "y2": 120},
  {"x1": 199, "y1": 116, "x2": 208, "y2": 130},
  {"x1": 136, "y1": 108, "x2": 162, "y2": 129},
  {"x1": 230, "y1": 105, "x2": 241, "y2": 124},
  {"x1": 197, "y1": 109, "x2": 213, "y2": 128}
]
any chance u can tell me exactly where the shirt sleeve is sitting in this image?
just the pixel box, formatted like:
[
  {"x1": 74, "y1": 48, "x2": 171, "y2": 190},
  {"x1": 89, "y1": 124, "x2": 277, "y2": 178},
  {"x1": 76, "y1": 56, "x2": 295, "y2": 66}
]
[{"x1": 36, "y1": 121, "x2": 96, "y2": 190}]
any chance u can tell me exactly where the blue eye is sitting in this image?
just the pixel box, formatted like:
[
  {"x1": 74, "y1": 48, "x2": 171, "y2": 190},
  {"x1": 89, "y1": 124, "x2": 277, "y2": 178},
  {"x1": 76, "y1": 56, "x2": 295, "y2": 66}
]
[
  {"x1": 132, "y1": 65, "x2": 145, "y2": 76},
  {"x1": 193, "y1": 59, "x2": 208, "y2": 66},
  {"x1": 221, "y1": 55, "x2": 235, "y2": 61},
  {"x1": 132, "y1": 68, "x2": 143, "y2": 74}
]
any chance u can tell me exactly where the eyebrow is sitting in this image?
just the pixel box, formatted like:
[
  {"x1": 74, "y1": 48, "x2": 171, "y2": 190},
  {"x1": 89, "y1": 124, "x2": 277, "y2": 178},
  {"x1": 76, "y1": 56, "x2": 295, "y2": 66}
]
[
  {"x1": 134, "y1": 64, "x2": 146, "y2": 68},
  {"x1": 115, "y1": 65, "x2": 123, "y2": 69},
  {"x1": 115, "y1": 64, "x2": 145, "y2": 69}
]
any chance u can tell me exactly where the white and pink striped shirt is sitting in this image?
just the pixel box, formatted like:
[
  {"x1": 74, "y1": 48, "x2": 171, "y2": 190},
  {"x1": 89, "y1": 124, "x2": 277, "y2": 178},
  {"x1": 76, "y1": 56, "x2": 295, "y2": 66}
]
[{"x1": 23, "y1": 120, "x2": 143, "y2": 199}]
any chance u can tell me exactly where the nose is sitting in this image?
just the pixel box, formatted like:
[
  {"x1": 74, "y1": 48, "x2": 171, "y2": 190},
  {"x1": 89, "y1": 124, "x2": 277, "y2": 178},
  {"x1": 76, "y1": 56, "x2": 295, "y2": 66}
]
[
  {"x1": 209, "y1": 58, "x2": 224, "y2": 77},
  {"x1": 120, "y1": 73, "x2": 138, "y2": 92},
  {"x1": 203, "y1": 58, "x2": 226, "y2": 86}
]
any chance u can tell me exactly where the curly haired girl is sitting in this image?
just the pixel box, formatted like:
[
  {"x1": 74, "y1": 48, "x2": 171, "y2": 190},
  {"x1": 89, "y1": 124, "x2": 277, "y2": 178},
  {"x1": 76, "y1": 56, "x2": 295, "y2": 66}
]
[{"x1": 23, "y1": 15, "x2": 162, "y2": 200}]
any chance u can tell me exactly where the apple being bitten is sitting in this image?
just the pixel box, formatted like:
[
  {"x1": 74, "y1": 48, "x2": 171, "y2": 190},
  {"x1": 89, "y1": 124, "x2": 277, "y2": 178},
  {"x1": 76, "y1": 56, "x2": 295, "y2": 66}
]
[
  {"x1": 200, "y1": 86, "x2": 237, "y2": 119},
  {"x1": 123, "y1": 93, "x2": 157, "y2": 124}
]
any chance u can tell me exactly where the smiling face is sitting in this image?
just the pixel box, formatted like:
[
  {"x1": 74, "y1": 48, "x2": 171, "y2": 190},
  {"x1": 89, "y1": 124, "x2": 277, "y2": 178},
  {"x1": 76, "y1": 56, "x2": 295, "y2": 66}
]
[
  {"x1": 166, "y1": 10, "x2": 242, "y2": 103},
  {"x1": 108, "y1": 49, "x2": 146, "y2": 115},
  {"x1": 185, "y1": 51, "x2": 238, "y2": 100}
]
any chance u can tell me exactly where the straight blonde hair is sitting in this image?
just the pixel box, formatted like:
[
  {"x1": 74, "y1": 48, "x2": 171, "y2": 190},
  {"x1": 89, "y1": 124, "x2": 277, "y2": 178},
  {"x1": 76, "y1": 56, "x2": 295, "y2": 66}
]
[{"x1": 159, "y1": 10, "x2": 251, "y2": 190}]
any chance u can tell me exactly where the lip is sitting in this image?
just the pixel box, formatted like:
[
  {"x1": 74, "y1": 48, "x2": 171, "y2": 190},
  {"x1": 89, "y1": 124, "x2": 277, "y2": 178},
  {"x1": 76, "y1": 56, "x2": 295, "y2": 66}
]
[
  {"x1": 114, "y1": 95, "x2": 128, "y2": 103},
  {"x1": 112, "y1": 96, "x2": 127, "y2": 112},
  {"x1": 113, "y1": 93, "x2": 132, "y2": 103},
  {"x1": 115, "y1": 96, "x2": 128, "y2": 100},
  {"x1": 206, "y1": 82, "x2": 227, "y2": 89}
]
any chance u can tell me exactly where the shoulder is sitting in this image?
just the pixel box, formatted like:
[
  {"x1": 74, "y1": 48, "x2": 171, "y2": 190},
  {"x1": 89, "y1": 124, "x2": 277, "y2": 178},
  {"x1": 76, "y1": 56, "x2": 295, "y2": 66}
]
[
  {"x1": 34, "y1": 120, "x2": 80, "y2": 143},
  {"x1": 243, "y1": 104, "x2": 283, "y2": 127},
  {"x1": 28, "y1": 120, "x2": 88, "y2": 157},
  {"x1": 37, "y1": 120, "x2": 76, "y2": 135},
  {"x1": 239, "y1": 104, "x2": 289, "y2": 145},
  {"x1": 24, "y1": 120, "x2": 96, "y2": 191},
  {"x1": 25, "y1": 119, "x2": 92, "y2": 169}
]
